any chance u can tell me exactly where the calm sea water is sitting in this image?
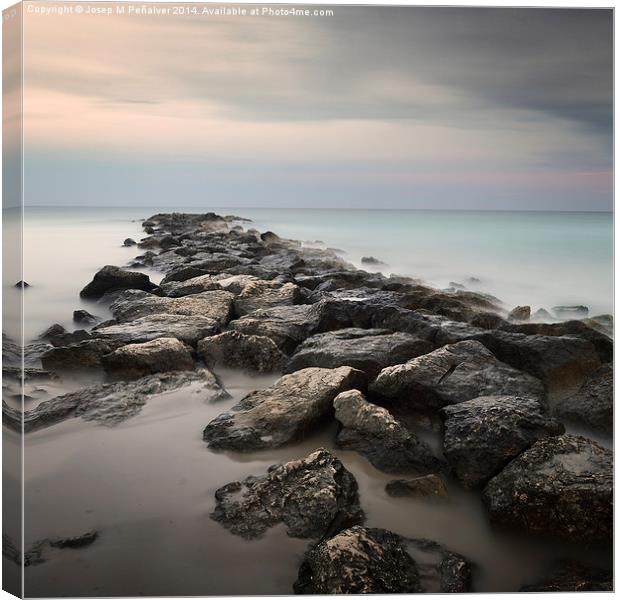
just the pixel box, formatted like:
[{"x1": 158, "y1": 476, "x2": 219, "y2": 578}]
[
  {"x1": 2, "y1": 206, "x2": 613, "y2": 595},
  {"x1": 8, "y1": 206, "x2": 614, "y2": 341}
]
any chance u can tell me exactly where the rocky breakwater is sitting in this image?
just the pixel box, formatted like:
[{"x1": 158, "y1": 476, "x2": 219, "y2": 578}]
[{"x1": 8, "y1": 210, "x2": 612, "y2": 592}]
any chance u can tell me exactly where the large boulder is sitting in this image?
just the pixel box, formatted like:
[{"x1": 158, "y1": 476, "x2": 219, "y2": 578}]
[
  {"x1": 80, "y1": 265, "x2": 158, "y2": 299},
  {"x1": 440, "y1": 395, "x2": 564, "y2": 489},
  {"x1": 483, "y1": 434, "x2": 612, "y2": 542},
  {"x1": 109, "y1": 289, "x2": 234, "y2": 326},
  {"x1": 233, "y1": 280, "x2": 302, "y2": 316},
  {"x1": 285, "y1": 328, "x2": 433, "y2": 378},
  {"x1": 6, "y1": 369, "x2": 227, "y2": 433},
  {"x1": 159, "y1": 254, "x2": 252, "y2": 283},
  {"x1": 101, "y1": 338, "x2": 194, "y2": 380},
  {"x1": 197, "y1": 331, "x2": 284, "y2": 373},
  {"x1": 92, "y1": 314, "x2": 219, "y2": 346},
  {"x1": 333, "y1": 390, "x2": 441, "y2": 474},
  {"x1": 294, "y1": 527, "x2": 471, "y2": 594},
  {"x1": 160, "y1": 274, "x2": 221, "y2": 297},
  {"x1": 41, "y1": 339, "x2": 123, "y2": 371},
  {"x1": 211, "y1": 448, "x2": 363, "y2": 540},
  {"x1": 370, "y1": 340, "x2": 543, "y2": 410},
  {"x1": 520, "y1": 560, "x2": 612, "y2": 592},
  {"x1": 203, "y1": 366, "x2": 367, "y2": 451},
  {"x1": 552, "y1": 363, "x2": 612, "y2": 435}
]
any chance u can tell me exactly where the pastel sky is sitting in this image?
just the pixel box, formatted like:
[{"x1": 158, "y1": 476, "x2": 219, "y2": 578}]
[{"x1": 20, "y1": 4, "x2": 613, "y2": 210}]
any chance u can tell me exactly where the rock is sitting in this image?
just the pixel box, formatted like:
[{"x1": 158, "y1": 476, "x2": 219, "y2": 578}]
[
  {"x1": 285, "y1": 328, "x2": 433, "y2": 378},
  {"x1": 469, "y1": 312, "x2": 506, "y2": 329},
  {"x1": 41, "y1": 339, "x2": 123, "y2": 371},
  {"x1": 211, "y1": 448, "x2": 363, "y2": 540},
  {"x1": 204, "y1": 366, "x2": 366, "y2": 450},
  {"x1": 229, "y1": 304, "x2": 321, "y2": 354},
  {"x1": 102, "y1": 338, "x2": 194, "y2": 380},
  {"x1": 520, "y1": 559, "x2": 612, "y2": 592},
  {"x1": 361, "y1": 256, "x2": 385, "y2": 265},
  {"x1": 93, "y1": 314, "x2": 220, "y2": 346},
  {"x1": 370, "y1": 340, "x2": 544, "y2": 410},
  {"x1": 80, "y1": 265, "x2": 158, "y2": 299},
  {"x1": 334, "y1": 390, "x2": 441, "y2": 474},
  {"x1": 508, "y1": 305, "x2": 530, "y2": 321},
  {"x1": 482, "y1": 434, "x2": 612, "y2": 542},
  {"x1": 553, "y1": 305, "x2": 589, "y2": 319},
  {"x1": 532, "y1": 308, "x2": 553, "y2": 321},
  {"x1": 441, "y1": 395, "x2": 564, "y2": 489},
  {"x1": 552, "y1": 363, "x2": 612, "y2": 435},
  {"x1": 385, "y1": 475, "x2": 449, "y2": 499},
  {"x1": 109, "y1": 289, "x2": 234, "y2": 327},
  {"x1": 5, "y1": 369, "x2": 227, "y2": 433},
  {"x1": 159, "y1": 254, "x2": 251, "y2": 284},
  {"x1": 39, "y1": 323, "x2": 67, "y2": 341},
  {"x1": 474, "y1": 330, "x2": 601, "y2": 398},
  {"x1": 582, "y1": 313, "x2": 613, "y2": 337},
  {"x1": 260, "y1": 231, "x2": 280, "y2": 244},
  {"x1": 294, "y1": 527, "x2": 421, "y2": 594},
  {"x1": 160, "y1": 274, "x2": 221, "y2": 297},
  {"x1": 72, "y1": 309, "x2": 100, "y2": 325},
  {"x1": 14, "y1": 280, "x2": 29, "y2": 288},
  {"x1": 40, "y1": 324, "x2": 92, "y2": 347},
  {"x1": 233, "y1": 281, "x2": 302, "y2": 316},
  {"x1": 123, "y1": 238, "x2": 136, "y2": 247},
  {"x1": 197, "y1": 331, "x2": 284, "y2": 373},
  {"x1": 49, "y1": 530, "x2": 99, "y2": 549}
]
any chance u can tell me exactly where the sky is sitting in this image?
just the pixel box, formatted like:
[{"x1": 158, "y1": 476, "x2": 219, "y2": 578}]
[{"x1": 17, "y1": 4, "x2": 613, "y2": 210}]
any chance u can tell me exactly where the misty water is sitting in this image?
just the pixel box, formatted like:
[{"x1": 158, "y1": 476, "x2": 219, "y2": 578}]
[{"x1": 5, "y1": 207, "x2": 613, "y2": 595}]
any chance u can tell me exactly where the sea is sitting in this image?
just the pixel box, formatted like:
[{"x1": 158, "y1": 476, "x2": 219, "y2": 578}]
[{"x1": 2, "y1": 206, "x2": 614, "y2": 595}]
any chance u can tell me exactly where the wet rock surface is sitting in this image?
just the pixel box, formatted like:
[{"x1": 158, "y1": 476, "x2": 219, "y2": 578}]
[
  {"x1": 520, "y1": 559, "x2": 612, "y2": 592},
  {"x1": 211, "y1": 449, "x2": 363, "y2": 539},
  {"x1": 204, "y1": 367, "x2": 366, "y2": 450},
  {"x1": 285, "y1": 328, "x2": 433, "y2": 377},
  {"x1": 334, "y1": 390, "x2": 441, "y2": 474},
  {"x1": 441, "y1": 395, "x2": 564, "y2": 489},
  {"x1": 385, "y1": 475, "x2": 449, "y2": 499},
  {"x1": 80, "y1": 265, "x2": 158, "y2": 299},
  {"x1": 370, "y1": 340, "x2": 544, "y2": 410},
  {"x1": 483, "y1": 434, "x2": 612, "y2": 542}
]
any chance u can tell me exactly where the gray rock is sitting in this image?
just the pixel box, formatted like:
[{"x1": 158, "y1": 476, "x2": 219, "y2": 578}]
[
  {"x1": 102, "y1": 338, "x2": 194, "y2": 380},
  {"x1": 441, "y1": 395, "x2": 564, "y2": 489},
  {"x1": 80, "y1": 265, "x2": 157, "y2": 299},
  {"x1": 93, "y1": 313, "x2": 220, "y2": 346},
  {"x1": 109, "y1": 289, "x2": 234, "y2": 326},
  {"x1": 553, "y1": 305, "x2": 589, "y2": 319},
  {"x1": 532, "y1": 308, "x2": 553, "y2": 321},
  {"x1": 385, "y1": 475, "x2": 449, "y2": 499},
  {"x1": 211, "y1": 448, "x2": 363, "y2": 540},
  {"x1": 41, "y1": 339, "x2": 123, "y2": 371},
  {"x1": 233, "y1": 281, "x2": 302, "y2": 316},
  {"x1": 197, "y1": 331, "x2": 284, "y2": 373},
  {"x1": 123, "y1": 238, "x2": 136, "y2": 247},
  {"x1": 370, "y1": 340, "x2": 543, "y2": 410},
  {"x1": 285, "y1": 328, "x2": 434, "y2": 378},
  {"x1": 552, "y1": 363, "x2": 612, "y2": 435},
  {"x1": 508, "y1": 305, "x2": 530, "y2": 321},
  {"x1": 160, "y1": 274, "x2": 222, "y2": 297},
  {"x1": 204, "y1": 366, "x2": 366, "y2": 450},
  {"x1": 73, "y1": 310, "x2": 100, "y2": 325},
  {"x1": 361, "y1": 256, "x2": 385, "y2": 265},
  {"x1": 294, "y1": 527, "x2": 421, "y2": 594},
  {"x1": 483, "y1": 434, "x2": 612, "y2": 542},
  {"x1": 334, "y1": 390, "x2": 441, "y2": 474},
  {"x1": 5, "y1": 369, "x2": 226, "y2": 433},
  {"x1": 160, "y1": 254, "x2": 252, "y2": 283}
]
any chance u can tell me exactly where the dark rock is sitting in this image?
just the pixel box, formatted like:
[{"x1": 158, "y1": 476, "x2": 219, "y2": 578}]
[
  {"x1": 582, "y1": 313, "x2": 613, "y2": 337},
  {"x1": 109, "y1": 289, "x2": 234, "y2": 326},
  {"x1": 102, "y1": 338, "x2": 194, "y2": 380},
  {"x1": 4, "y1": 369, "x2": 227, "y2": 433},
  {"x1": 80, "y1": 265, "x2": 158, "y2": 299},
  {"x1": 441, "y1": 395, "x2": 564, "y2": 489},
  {"x1": 469, "y1": 312, "x2": 506, "y2": 329},
  {"x1": 211, "y1": 448, "x2": 363, "y2": 540},
  {"x1": 294, "y1": 527, "x2": 421, "y2": 594},
  {"x1": 160, "y1": 274, "x2": 221, "y2": 297},
  {"x1": 334, "y1": 390, "x2": 441, "y2": 474},
  {"x1": 204, "y1": 366, "x2": 366, "y2": 451},
  {"x1": 93, "y1": 313, "x2": 220, "y2": 346},
  {"x1": 361, "y1": 256, "x2": 385, "y2": 265},
  {"x1": 159, "y1": 254, "x2": 252, "y2": 284},
  {"x1": 532, "y1": 308, "x2": 553, "y2": 321},
  {"x1": 520, "y1": 559, "x2": 612, "y2": 592},
  {"x1": 553, "y1": 305, "x2": 589, "y2": 319},
  {"x1": 197, "y1": 331, "x2": 284, "y2": 373},
  {"x1": 508, "y1": 305, "x2": 530, "y2": 321},
  {"x1": 260, "y1": 231, "x2": 280, "y2": 244},
  {"x1": 73, "y1": 309, "x2": 100, "y2": 325},
  {"x1": 41, "y1": 339, "x2": 123, "y2": 371},
  {"x1": 483, "y1": 434, "x2": 612, "y2": 542},
  {"x1": 40, "y1": 324, "x2": 92, "y2": 347},
  {"x1": 385, "y1": 475, "x2": 449, "y2": 499},
  {"x1": 285, "y1": 328, "x2": 433, "y2": 378},
  {"x1": 49, "y1": 530, "x2": 99, "y2": 549},
  {"x1": 233, "y1": 281, "x2": 302, "y2": 316},
  {"x1": 39, "y1": 323, "x2": 67, "y2": 340},
  {"x1": 123, "y1": 238, "x2": 136, "y2": 247},
  {"x1": 370, "y1": 340, "x2": 543, "y2": 410},
  {"x1": 552, "y1": 363, "x2": 612, "y2": 435},
  {"x1": 14, "y1": 280, "x2": 29, "y2": 288}
]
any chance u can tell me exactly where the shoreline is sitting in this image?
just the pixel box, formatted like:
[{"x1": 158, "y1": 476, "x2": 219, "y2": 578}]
[{"x1": 5, "y1": 211, "x2": 614, "y2": 594}]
